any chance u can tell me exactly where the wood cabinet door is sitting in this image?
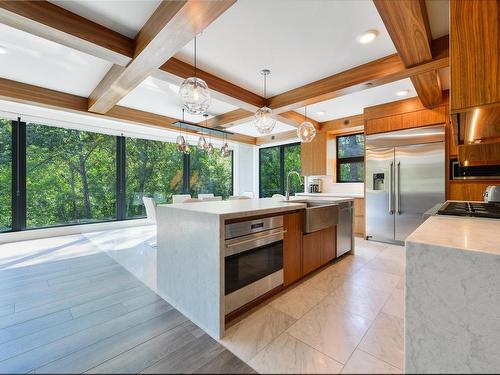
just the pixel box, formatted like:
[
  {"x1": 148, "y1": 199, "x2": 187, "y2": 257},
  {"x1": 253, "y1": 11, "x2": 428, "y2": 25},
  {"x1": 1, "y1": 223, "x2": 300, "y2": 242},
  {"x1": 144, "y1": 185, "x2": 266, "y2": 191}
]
[
  {"x1": 320, "y1": 226, "x2": 336, "y2": 264},
  {"x1": 283, "y1": 212, "x2": 303, "y2": 286},
  {"x1": 300, "y1": 132, "x2": 326, "y2": 176},
  {"x1": 302, "y1": 231, "x2": 322, "y2": 276}
]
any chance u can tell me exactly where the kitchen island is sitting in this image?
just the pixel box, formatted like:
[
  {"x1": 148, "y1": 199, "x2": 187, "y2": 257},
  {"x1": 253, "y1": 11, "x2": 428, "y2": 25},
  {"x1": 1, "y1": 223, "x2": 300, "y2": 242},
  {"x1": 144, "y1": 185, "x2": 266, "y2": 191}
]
[
  {"x1": 156, "y1": 198, "x2": 353, "y2": 339},
  {"x1": 405, "y1": 215, "x2": 500, "y2": 373},
  {"x1": 156, "y1": 199, "x2": 307, "y2": 339}
]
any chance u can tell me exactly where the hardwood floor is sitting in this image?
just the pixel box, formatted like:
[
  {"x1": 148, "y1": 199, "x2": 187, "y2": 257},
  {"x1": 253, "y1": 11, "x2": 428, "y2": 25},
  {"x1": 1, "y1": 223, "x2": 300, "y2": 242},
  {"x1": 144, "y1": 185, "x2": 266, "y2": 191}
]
[{"x1": 0, "y1": 235, "x2": 254, "y2": 374}]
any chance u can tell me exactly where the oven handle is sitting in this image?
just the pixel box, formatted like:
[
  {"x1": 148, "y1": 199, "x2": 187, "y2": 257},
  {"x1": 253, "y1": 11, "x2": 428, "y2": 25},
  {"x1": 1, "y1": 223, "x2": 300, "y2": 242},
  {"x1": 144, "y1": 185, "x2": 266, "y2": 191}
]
[{"x1": 225, "y1": 230, "x2": 287, "y2": 249}]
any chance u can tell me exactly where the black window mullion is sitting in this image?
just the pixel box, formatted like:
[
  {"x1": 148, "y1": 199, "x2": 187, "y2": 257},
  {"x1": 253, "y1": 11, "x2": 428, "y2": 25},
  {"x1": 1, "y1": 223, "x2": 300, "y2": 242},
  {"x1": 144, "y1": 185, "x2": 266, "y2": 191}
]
[
  {"x1": 12, "y1": 118, "x2": 26, "y2": 231},
  {"x1": 183, "y1": 153, "x2": 190, "y2": 194},
  {"x1": 116, "y1": 136, "x2": 126, "y2": 220},
  {"x1": 279, "y1": 146, "x2": 285, "y2": 195}
]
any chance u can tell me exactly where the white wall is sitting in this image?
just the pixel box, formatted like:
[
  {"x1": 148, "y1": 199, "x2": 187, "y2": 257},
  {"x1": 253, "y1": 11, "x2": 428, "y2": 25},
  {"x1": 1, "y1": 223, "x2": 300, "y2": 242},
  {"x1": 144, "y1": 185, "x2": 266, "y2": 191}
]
[{"x1": 232, "y1": 143, "x2": 256, "y2": 196}]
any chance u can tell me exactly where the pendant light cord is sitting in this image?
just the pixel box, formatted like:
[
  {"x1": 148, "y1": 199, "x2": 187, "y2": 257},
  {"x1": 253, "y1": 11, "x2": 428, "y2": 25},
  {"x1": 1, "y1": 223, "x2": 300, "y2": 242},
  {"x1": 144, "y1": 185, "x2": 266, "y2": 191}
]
[
  {"x1": 263, "y1": 72, "x2": 267, "y2": 99},
  {"x1": 194, "y1": 36, "x2": 197, "y2": 78}
]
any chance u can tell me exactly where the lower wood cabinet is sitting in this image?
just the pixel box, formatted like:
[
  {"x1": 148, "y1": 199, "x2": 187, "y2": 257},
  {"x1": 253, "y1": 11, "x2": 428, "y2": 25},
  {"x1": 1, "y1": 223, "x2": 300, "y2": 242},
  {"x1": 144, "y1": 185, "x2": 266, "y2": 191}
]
[
  {"x1": 302, "y1": 230, "x2": 322, "y2": 276},
  {"x1": 302, "y1": 226, "x2": 336, "y2": 277},
  {"x1": 283, "y1": 212, "x2": 337, "y2": 285},
  {"x1": 283, "y1": 211, "x2": 303, "y2": 286}
]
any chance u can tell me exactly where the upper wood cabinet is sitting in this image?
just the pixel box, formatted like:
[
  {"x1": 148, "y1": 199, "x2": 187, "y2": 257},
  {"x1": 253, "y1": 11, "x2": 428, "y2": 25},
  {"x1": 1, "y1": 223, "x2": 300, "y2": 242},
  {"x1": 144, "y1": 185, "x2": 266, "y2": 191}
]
[
  {"x1": 450, "y1": 0, "x2": 500, "y2": 113},
  {"x1": 301, "y1": 131, "x2": 326, "y2": 176}
]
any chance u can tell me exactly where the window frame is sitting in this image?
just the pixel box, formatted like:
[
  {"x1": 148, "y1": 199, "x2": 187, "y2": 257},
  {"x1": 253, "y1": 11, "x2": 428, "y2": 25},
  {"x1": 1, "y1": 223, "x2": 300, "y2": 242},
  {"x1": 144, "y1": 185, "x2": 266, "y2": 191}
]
[
  {"x1": 0, "y1": 118, "x2": 235, "y2": 232},
  {"x1": 259, "y1": 142, "x2": 301, "y2": 197},
  {"x1": 336, "y1": 133, "x2": 365, "y2": 183}
]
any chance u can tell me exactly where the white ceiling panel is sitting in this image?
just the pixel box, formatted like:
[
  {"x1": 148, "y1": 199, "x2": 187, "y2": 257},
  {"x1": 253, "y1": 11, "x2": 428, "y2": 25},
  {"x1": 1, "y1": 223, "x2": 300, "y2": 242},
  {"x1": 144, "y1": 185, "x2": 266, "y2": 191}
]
[
  {"x1": 50, "y1": 0, "x2": 161, "y2": 38},
  {"x1": 425, "y1": 0, "x2": 449, "y2": 39},
  {"x1": 227, "y1": 120, "x2": 296, "y2": 138},
  {"x1": 294, "y1": 78, "x2": 417, "y2": 122},
  {"x1": 0, "y1": 24, "x2": 112, "y2": 97},
  {"x1": 175, "y1": 0, "x2": 396, "y2": 97},
  {"x1": 118, "y1": 76, "x2": 238, "y2": 123}
]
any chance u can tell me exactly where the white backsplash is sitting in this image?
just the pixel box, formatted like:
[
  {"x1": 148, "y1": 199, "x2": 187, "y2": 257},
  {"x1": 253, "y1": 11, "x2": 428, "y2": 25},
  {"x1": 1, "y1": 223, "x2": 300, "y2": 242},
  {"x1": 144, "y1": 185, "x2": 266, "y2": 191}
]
[{"x1": 305, "y1": 176, "x2": 364, "y2": 195}]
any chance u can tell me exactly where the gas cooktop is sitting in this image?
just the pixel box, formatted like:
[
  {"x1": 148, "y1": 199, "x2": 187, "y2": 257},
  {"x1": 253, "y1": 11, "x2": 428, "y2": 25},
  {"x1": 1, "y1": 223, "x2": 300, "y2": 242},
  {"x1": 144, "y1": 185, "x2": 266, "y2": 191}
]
[{"x1": 437, "y1": 201, "x2": 500, "y2": 219}]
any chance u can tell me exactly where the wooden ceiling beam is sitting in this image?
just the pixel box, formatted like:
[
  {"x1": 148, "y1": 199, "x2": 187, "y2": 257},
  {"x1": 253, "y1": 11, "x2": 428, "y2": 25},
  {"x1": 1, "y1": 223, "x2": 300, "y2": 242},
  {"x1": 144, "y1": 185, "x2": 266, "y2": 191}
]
[
  {"x1": 373, "y1": 0, "x2": 443, "y2": 108},
  {"x1": 88, "y1": 0, "x2": 236, "y2": 114},
  {"x1": 0, "y1": 0, "x2": 134, "y2": 65},
  {"x1": 267, "y1": 41, "x2": 448, "y2": 114},
  {"x1": 0, "y1": 77, "x2": 255, "y2": 145}
]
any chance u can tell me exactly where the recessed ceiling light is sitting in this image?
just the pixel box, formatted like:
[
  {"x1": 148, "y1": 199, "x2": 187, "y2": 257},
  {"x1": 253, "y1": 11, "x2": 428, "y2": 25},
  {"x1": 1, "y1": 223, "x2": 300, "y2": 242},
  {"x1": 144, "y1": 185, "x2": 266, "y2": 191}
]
[
  {"x1": 358, "y1": 30, "x2": 378, "y2": 44},
  {"x1": 396, "y1": 89, "x2": 410, "y2": 97},
  {"x1": 0, "y1": 46, "x2": 7, "y2": 54},
  {"x1": 316, "y1": 111, "x2": 326, "y2": 116}
]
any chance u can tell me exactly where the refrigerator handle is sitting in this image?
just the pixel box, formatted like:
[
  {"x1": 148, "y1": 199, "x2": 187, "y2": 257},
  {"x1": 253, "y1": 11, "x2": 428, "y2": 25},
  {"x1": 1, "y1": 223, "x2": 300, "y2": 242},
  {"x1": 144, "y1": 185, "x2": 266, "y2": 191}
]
[
  {"x1": 396, "y1": 161, "x2": 401, "y2": 215},
  {"x1": 388, "y1": 161, "x2": 394, "y2": 215}
]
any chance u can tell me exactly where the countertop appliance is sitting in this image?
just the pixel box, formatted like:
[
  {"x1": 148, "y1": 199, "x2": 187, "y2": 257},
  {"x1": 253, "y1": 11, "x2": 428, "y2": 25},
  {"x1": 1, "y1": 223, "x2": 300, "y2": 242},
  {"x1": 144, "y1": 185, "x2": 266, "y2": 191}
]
[
  {"x1": 437, "y1": 201, "x2": 500, "y2": 219},
  {"x1": 308, "y1": 178, "x2": 322, "y2": 193},
  {"x1": 484, "y1": 185, "x2": 500, "y2": 203},
  {"x1": 224, "y1": 216, "x2": 285, "y2": 314},
  {"x1": 336, "y1": 201, "x2": 353, "y2": 257},
  {"x1": 365, "y1": 125, "x2": 445, "y2": 244}
]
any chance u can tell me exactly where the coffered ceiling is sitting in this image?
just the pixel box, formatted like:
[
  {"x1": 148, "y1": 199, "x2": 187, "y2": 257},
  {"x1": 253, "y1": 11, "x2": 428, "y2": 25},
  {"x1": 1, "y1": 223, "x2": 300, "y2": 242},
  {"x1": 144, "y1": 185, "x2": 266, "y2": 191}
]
[
  {"x1": 175, "y1": 0, "x2": 397, "y2": 97},
  {"x1": 0, "y1": 0, "x2": 450, "y2": 142}
]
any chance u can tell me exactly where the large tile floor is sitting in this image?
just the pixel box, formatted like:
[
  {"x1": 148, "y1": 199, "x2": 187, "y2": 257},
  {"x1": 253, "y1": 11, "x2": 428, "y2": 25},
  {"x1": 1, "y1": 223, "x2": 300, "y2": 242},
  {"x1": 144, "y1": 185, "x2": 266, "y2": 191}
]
[
  {"x1": 224, "y1": 239, "x2": 405, "y2": 374},
  {"x1": 0, "y1": 232, "x2": 253, "y2": 374},
  {"x1": 0, "y1": 228, "x2": 405, "y2": 374}
]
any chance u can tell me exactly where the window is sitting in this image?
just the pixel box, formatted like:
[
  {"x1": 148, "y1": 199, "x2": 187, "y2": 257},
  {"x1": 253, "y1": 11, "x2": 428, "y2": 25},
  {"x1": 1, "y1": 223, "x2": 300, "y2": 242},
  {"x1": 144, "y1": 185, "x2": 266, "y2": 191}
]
[
  {"x1": 259, "y1": 143, "x2": 302, "y2": 197},
  {"x1": 337, "y1": 133, "x2": 365, "y2": 182},
  {"x1": 26, "y1": 123, "x2": 117, "y2": 227},
  {"x1": 1, "y1": 116, "x2": 235, "y2": 231},
  {"x1": 0, "y1": 119, "x2": 12, "y2": 232},
  {"x1": 126, "y1": 137, "x2": 184, "y2": 218},
  {"x1": 189, "y1": 148, "x2": 233, "y2": 199}
]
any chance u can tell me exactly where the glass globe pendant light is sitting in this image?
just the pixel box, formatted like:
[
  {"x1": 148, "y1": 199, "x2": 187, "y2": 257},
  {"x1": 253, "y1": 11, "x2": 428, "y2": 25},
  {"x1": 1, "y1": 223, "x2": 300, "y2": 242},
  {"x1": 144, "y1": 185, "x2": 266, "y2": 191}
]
[
  {"x1": 204, "y1": 114, "x2": 214, "y2": 154},
  {"x1": 197, "y1": 114, "x2": 208, "y2": 150},
  {"x1": 176, "y1": 109, "x2": 186, "y2": 152},
  {"x1": 220, "y1": 132, "x2": 230, "y2": 158},
  {"x1": 253, "y1": 69, "x2": 276, "y2": 134},
  {"x1": 179, "y1": 36, "x2": 211, "y2": 114},
  {"x1": 297, "y1": 106, "x2": 316, "y2": 142}
]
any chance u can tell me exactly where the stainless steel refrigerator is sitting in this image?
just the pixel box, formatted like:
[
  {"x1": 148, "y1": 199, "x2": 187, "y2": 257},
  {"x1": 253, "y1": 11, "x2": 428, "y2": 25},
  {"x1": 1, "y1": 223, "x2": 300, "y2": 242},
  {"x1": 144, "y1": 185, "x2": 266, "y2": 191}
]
[{"x1": 365, "y1": 125, "x2": 445, "y2": 244}]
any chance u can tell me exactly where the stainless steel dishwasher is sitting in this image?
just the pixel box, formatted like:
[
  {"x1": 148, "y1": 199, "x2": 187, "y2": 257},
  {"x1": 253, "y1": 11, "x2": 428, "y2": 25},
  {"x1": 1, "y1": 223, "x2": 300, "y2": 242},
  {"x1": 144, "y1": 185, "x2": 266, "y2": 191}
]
[{"x1": 337, "y1": 201, "x2": 354, "y2": 257}]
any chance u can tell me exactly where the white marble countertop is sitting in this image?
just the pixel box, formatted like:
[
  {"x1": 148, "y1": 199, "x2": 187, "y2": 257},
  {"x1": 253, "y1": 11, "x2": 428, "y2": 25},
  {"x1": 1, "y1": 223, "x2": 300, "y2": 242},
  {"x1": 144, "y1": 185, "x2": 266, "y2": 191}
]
[
  {"x1": 296, "y1": 192, "x2": 364, "y2": 198},
  {"x1": 406, "y1": 215, "x2": 500, "y2": 256},
  {"x1": 158, "y1": 198, "x2": 307, "y2": 220}
]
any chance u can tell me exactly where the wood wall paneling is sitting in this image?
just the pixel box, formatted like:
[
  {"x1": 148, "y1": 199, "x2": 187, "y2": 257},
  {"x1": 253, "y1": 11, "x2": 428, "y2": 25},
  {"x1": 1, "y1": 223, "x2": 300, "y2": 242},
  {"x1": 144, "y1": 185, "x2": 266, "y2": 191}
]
[
  {"x1": 448, "y1": 181, "x2": 500, "y2": 201},
  {"x1": 283, "y1": 212, "x2": 303, "y2": 286},
  {"x1": 450, "y1": 0, "x2": 500, "y2": 113}
]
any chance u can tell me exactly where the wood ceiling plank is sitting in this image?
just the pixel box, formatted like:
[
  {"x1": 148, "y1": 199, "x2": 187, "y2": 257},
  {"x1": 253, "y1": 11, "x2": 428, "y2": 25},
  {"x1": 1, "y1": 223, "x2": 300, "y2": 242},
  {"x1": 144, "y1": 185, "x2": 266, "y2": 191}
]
[
  {"x1": 373, "y1": 0, "x2": 443, "y2": 108},
  {"x1": 88, "y1": 0, "x2": 236, "y2": 114},
  {"x1": 255, "y1": 130, "x2": 297, "y2": 146},
  {"x1": 0, "y1": 0, "x2": 134, "y2": 65},
  {"x1": 0, "y1": 77, "x2": 255, "y2": 145}
]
